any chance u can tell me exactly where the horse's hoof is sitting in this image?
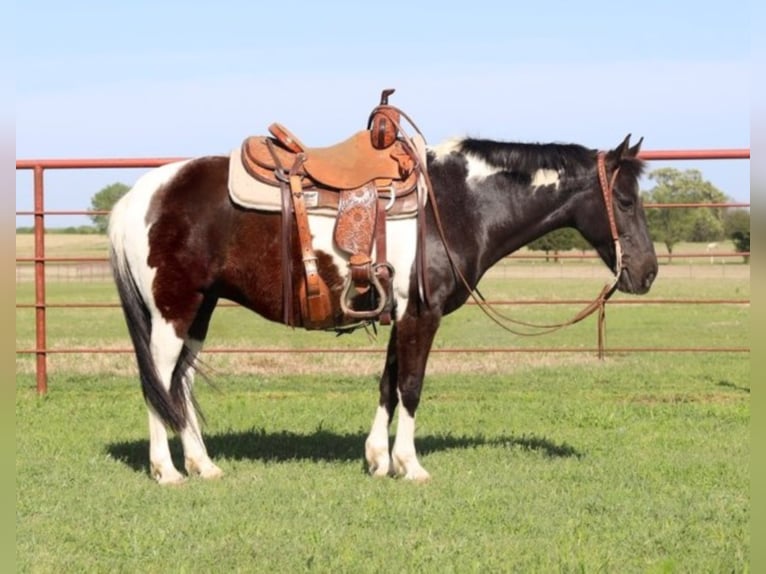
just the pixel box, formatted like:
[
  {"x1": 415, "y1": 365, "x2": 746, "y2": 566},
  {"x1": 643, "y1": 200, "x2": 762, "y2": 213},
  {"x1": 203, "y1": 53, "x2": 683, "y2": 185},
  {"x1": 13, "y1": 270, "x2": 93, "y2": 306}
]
[
  {"x1": 404, "y1": 470, "x2": 431, "y2": 483},
  {"x1": 155, "y1": 472, "x2": 187, "y2": 486},
  {"x1": 392, "y1": 456, "x2": 431, "y2": 482},
  {"x1": 369, "y1": 465, "x2": 392, "y2": 478},
  {"x1": 198, "y1": 465, "x2": 224, "y2": 480},
  {"x1": 185, "y1": 458, "x2": 224, "y2": 480},
  {"x1": 151, "y1": 462, "x2": 187, "y2": 485}
]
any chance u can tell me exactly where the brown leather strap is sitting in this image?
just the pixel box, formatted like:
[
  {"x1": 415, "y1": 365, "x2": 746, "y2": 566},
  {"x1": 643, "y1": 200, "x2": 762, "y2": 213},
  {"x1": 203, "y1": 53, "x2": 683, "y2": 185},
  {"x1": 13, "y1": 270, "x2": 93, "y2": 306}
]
[
  {"x1": 265, "y1": 139, "x2": 295, "y2": 326},
  {"x1": 375, "y1": 201, "x2": 392, "y2": 325},
  {"x1": 418, "y1": 145, "x2": 625, "y2": 358},
  {"x1": 288, "y1": 164, "x2": 333, "y2": 326},
  {"x1": 598, "y1": 301, "x2": 607, "y2": 360},
  {"x1": 596, "y1": 151, "x2": 623, "y2": 275},
  {"x1": 289, "y1": 173, "x2": 317, "y2": 285},
  {"x1": 280, "y1": 181, "x2": 295, "y2": 326}
]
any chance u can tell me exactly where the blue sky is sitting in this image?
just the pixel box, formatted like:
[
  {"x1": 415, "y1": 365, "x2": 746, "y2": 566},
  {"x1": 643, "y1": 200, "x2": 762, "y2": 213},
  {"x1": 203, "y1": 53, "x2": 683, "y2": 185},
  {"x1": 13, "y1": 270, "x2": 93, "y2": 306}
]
[{"x1": 16, "y1": 0, "x2": 750, "y2": 227}]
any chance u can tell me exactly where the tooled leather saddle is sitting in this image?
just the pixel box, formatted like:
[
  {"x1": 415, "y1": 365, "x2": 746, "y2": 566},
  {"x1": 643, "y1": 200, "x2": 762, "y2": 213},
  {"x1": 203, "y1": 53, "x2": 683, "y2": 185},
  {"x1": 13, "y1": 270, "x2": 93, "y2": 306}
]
[{"x1": 235, "y1": 89, "x2": 428, "y2": 330}]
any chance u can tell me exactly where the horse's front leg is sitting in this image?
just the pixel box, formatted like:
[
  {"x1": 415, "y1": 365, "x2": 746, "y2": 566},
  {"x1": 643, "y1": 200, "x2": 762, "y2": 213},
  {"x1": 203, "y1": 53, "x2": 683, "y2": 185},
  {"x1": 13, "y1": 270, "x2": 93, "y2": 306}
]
[
  {"x1": 365, "y1": 325, "x2": 399, "y2": 477},
  {"x1": 364, "y1": 310, "x2": 440, "y2": 481},
  {"x1": 390, "y1": 311, "x2": 440, "y2": 481}
]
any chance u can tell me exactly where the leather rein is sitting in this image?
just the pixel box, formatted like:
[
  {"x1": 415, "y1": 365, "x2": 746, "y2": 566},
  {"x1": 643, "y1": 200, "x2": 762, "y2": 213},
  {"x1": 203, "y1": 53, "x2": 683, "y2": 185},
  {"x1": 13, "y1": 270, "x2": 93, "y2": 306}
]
[{"x1": 371, "y1": 107, "x2": 624, "y2": 357}]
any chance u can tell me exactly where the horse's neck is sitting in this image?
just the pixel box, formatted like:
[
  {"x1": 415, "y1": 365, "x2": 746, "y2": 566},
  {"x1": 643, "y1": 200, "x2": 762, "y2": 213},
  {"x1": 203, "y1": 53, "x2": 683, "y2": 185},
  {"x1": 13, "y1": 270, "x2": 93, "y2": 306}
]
[
  {"x1": 489, "y1": 185, "x2": 576, "y2": 266},
  {"x1": 433, "y1": 161, "x2": 585, "y2": 276}
]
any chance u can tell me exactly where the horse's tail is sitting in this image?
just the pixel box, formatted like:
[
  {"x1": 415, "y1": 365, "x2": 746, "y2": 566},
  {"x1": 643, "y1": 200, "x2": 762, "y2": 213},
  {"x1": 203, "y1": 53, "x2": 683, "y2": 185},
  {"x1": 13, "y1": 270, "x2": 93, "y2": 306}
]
[{"x1": 108, "y1": 202, "x2": 189, "y2": 432}]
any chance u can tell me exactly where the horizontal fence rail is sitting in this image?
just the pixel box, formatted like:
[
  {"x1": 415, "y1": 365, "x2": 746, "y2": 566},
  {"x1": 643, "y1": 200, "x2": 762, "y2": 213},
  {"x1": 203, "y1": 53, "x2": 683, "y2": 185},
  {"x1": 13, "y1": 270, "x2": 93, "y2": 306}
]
[{"x1": 16, "y1": 148, "x2": 751, "y2": 394}]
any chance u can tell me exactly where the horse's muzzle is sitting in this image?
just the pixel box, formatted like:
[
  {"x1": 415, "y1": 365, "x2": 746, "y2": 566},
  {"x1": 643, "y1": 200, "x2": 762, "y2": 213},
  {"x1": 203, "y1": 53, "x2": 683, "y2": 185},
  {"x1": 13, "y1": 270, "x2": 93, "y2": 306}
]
[{"x1": 618, "y1": 268, "x2": 657, "y2": 295}]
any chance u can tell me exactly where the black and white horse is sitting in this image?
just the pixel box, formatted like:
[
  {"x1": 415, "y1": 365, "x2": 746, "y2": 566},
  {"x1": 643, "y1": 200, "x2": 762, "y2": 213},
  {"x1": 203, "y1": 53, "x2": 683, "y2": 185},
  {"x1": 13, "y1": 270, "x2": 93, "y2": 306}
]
[{"x1": 108, "y1": 133, "x2": 658, "y2": 483}]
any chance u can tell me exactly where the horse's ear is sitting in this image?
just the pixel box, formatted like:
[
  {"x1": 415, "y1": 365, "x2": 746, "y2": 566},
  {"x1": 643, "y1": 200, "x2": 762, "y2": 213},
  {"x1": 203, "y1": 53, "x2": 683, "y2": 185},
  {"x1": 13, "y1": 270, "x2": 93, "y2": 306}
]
[
  {"x1": 627, "y1": 136, "x2": 644, "y2": 157},
  {"x1": 613, "y1": 134, "x2": 632, "y2": 159},
  {"x1": 609, "y1": 134, "x2": 641, "y2": 163}
]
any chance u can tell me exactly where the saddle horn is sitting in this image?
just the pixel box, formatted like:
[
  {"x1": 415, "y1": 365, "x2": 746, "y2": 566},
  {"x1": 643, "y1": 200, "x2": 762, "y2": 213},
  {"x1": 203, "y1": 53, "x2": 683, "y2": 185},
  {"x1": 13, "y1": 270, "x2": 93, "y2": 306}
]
[{"x1": 380, "y1": 88, "x2": 395, "y2": 104}]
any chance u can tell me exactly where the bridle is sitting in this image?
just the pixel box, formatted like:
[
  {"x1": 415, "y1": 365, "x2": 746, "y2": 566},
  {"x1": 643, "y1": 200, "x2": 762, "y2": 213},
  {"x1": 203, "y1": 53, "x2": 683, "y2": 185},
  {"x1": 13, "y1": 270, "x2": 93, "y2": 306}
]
[
  {"x1": 453, "y1": 151, "x2": 625, "y2": 358},
  {"x1": 597, "y1": 151, "x2": 624, "y2": 279},
  {"x1": 370, "y1": 106, "x2": 625, "y2": 358}
]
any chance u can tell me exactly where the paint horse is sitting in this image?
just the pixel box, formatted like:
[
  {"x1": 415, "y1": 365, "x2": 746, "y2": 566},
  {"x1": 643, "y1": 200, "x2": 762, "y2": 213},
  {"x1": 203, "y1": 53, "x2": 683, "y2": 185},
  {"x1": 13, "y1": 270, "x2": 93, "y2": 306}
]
[{"x1": 108, "y1": 111, "x2": 658, "y2": 484}]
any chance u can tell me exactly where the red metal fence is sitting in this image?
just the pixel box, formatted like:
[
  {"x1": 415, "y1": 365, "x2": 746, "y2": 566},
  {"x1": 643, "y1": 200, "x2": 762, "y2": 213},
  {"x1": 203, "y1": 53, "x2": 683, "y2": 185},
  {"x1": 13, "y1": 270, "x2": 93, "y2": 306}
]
[{"x1": 16, "y1": 149, "x2": 751, "y2": 394}]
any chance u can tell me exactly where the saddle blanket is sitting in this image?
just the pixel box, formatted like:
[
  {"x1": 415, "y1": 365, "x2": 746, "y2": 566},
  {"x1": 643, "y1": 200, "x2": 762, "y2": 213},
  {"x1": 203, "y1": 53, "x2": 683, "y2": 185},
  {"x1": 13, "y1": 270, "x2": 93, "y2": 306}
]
[{"x1": 228, "y1": 148, "x2": 331, "y2": 217}]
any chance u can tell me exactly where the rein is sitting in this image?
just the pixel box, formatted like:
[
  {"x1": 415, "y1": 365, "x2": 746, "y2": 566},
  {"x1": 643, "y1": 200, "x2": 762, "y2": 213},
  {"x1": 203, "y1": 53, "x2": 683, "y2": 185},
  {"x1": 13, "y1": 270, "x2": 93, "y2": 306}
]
[
  {"x1": 437, "y1": 151, "x2": 624, "y2": 358},
  {"x1": 368, "y1": 107, "x2": 624, "y2": 358}
]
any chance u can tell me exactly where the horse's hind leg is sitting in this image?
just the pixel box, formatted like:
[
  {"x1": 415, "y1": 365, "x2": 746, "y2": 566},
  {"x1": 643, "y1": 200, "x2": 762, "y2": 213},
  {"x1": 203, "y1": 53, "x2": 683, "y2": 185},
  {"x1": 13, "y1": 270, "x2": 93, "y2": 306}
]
[
  {"x1": 178, "y1": 338, "x2": 223, "y2": 480},
  {"x1": 147, "y1": 318, "x2": 188, "y2": 485},
  {"x1": 151, "y1": 295, "x2": 222, "y2": 482},
  {"x1": 147, "y1": 320, "x2": 222, "y2": 483}
]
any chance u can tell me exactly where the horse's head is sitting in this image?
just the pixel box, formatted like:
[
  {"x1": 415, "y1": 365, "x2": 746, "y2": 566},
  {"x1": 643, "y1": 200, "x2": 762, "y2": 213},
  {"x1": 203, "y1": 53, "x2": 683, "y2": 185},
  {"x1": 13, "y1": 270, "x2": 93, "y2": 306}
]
[{"x1": 577, "y1": 135, "x2": 658, "y2": 294}]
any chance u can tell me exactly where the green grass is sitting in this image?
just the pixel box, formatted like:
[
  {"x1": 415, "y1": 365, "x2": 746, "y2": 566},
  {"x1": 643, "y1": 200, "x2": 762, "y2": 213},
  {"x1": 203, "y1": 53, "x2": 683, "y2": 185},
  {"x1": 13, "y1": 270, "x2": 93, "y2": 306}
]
[
  {"x1": 16, "y1": 354, "x2": 749, "y2": 573},
  {"x1": 16, "y1": 236, "x2": 750, "y2": 571}
]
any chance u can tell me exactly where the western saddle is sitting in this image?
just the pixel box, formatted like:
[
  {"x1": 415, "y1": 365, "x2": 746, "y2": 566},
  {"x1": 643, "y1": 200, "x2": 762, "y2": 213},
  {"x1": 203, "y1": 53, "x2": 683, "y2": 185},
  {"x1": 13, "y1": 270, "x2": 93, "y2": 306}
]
[{"x1": 240, "y1": 89, "x2": 428, "y2": 330}]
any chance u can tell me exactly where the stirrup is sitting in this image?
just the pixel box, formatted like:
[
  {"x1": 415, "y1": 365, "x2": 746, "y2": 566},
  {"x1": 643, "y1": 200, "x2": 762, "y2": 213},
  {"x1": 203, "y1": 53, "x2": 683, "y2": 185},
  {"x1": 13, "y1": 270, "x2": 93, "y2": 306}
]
[{"x1": 339, "y1": 264, "x2": 392, "y2": 320}]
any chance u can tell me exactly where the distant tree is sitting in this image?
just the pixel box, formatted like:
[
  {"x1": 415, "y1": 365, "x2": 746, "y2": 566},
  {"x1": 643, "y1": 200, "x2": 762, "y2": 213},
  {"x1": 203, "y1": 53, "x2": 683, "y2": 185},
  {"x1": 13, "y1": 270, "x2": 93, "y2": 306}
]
[
  {"x1": 55, "y1": 226, "x2": 103, "y2": 235},
  {"x1": 570, "y1": 230, "x2": 591, "y2": 254},
  {"x1": 688, "y1": 209, "x2": 724, "y2": 243},
  {"x1": 642, "y1": 168, "x2": 729, "y2": 260},
  {"x1": 723, "y1": 209, "x2": 750, "y2": 263},
  {"x1": 89, "y1": 183, "x2": 130, "y2": 233},
  {"x1": 527, "y1": 228, "x2": 582, "y2": 262}
]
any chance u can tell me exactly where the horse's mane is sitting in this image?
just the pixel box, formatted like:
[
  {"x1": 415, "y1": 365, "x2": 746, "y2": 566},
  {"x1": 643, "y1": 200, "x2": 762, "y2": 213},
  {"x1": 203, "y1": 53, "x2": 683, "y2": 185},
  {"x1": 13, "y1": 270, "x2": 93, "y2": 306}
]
[
  {"x1": 457, "y1": 138, "x2": 595, "y2": 174},
  {"x1": 453, "y1": 138, "x2": 646, "y2": 181}
]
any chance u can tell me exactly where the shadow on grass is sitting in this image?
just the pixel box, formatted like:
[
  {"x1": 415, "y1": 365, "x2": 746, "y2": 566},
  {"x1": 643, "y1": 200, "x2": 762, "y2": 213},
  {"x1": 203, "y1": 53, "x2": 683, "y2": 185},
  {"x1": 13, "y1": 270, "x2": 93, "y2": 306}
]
[
  {"x1": 717, "y1": 380, "x2": 750, "y2": 393},
  {"x1": 106, "y1": 428, "x2": 581, "y2": 474}
]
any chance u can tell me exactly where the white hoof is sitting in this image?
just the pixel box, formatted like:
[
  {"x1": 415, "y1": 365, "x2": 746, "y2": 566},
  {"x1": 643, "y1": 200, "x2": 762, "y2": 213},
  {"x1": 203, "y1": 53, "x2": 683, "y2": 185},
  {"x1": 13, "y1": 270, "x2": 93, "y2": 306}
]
[
  {"x1": 185, "y1": 458, "x2": 224, "y2": 480},
  {"x1": 403, "y1": 467, "x2": 431, "y2": 483},
  {"x1": 365, "y1": 440, "x2": 392, "y2": 478},
  {"x1": 198, "y1": 464, "x2": 224, "y2": 480},
  {"x1": 369, "y1": 460, "x2": 393, "y2": 478},
  {"x1": 151, "y1": 463, "x2": 186, "y2": 486},
  {"x1": 392, "y1": 452, "x2": 431, "y2": 482}
]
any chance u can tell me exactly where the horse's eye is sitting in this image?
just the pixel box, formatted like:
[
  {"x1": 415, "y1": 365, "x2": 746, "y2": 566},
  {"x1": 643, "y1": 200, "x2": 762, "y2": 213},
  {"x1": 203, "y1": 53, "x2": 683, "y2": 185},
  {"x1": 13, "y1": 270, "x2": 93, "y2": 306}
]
[{"x1": 616, "y1": 193, "x2": 634, "y2": 211}]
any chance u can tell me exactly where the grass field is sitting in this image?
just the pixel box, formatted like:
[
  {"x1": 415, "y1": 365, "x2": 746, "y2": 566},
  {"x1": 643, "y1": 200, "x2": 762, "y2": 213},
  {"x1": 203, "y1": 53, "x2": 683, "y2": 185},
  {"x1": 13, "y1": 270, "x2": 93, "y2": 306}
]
[
  {"x1": 16, "y1": 357, "x2": 749, "y2": 572},
  {"x1": 16, "y1": 235, "x2": 750, "y2": 572}
]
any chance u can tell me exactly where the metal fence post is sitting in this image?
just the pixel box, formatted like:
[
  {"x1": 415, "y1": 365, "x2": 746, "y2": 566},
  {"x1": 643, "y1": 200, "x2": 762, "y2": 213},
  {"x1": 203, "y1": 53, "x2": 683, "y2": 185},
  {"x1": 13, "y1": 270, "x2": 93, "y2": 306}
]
[{"x1": 33, "y1": 165, "x2": 48, "y2": 395}]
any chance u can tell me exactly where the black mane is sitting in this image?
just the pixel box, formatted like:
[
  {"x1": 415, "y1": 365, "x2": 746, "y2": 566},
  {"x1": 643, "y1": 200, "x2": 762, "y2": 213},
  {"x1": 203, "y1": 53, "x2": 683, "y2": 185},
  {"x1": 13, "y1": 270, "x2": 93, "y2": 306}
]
[
  {"x1": 455, "y1": 137, "x2": 647, "y2": 183},
  {"x1": 457, "y1": 138, "x2": 595, "y2": 174}
]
